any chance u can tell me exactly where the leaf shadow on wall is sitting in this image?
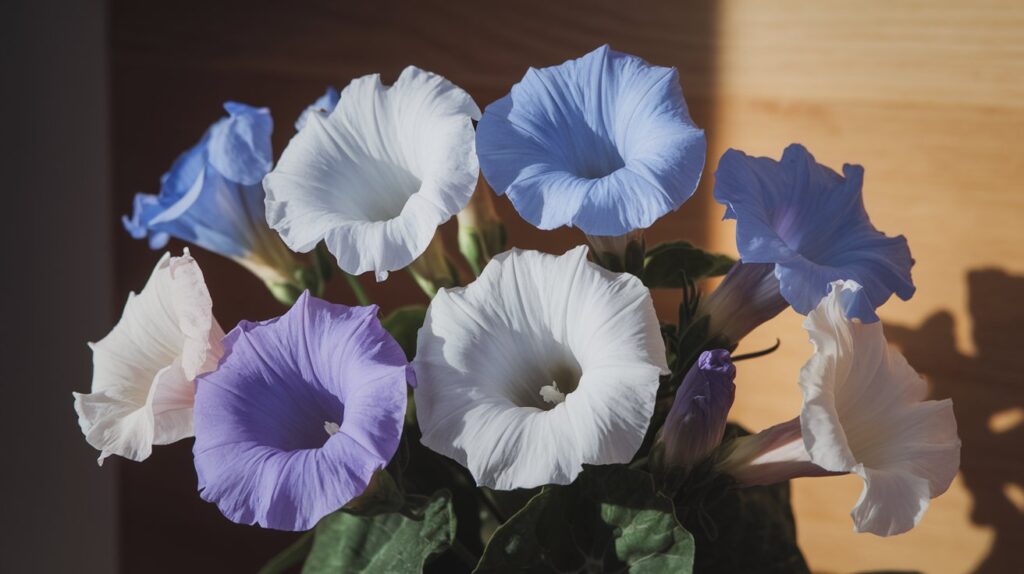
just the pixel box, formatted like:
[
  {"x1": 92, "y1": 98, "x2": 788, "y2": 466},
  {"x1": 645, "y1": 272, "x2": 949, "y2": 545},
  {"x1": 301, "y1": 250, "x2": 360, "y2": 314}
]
[{"x1": 886, "y1": 269, "x2": 1024, "y2": 574}]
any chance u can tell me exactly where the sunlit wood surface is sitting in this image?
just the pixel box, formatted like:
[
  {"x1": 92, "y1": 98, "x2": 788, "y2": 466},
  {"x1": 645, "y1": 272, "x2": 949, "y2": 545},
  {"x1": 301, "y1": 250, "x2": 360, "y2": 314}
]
[
  {"x1": 111, "y1": 1, "x2": 1023, "y2": 571},
  {"x1": 706, "y1": 2, "x2": 1024, "y2": 572}
]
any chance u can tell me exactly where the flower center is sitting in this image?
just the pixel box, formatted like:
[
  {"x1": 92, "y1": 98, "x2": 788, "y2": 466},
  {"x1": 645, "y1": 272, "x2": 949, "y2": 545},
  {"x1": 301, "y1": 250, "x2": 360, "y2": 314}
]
[
  {"x1": 539, "y1": 381, "x2": 566, "y2": 405},
  {"x1": 323, "y1": 421, "x2": 341, "y2": 437}
]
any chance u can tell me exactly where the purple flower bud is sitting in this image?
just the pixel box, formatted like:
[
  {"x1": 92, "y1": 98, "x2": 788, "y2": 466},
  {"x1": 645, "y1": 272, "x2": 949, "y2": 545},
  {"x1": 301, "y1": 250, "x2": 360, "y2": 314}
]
[{"x1": 658, "y1": 349, "x2": 737, "y2": 469}]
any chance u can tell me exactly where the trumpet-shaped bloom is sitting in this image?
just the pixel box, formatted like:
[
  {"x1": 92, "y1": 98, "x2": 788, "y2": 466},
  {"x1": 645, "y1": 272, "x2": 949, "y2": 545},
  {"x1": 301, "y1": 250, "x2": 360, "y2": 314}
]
[
  {"x1": 696, "y1": 261, "x2": 789, "y2": 344},
  {"x1": 657, "y1": 349, "x2": 736, "y2": 470},
  {"x1": 719, "y1": 281, "x2": 960, "y2": 536},
  {"x1": 294, "y1": 87, "x2": 340, "y2": 132},
  {"x1": 714, "y1": 144, "x2": 915, "y2": 322},
  {"x1": 476, "y1": 45, "x2": 706, "y2": 236},
  {"x1": 264, "y1": 67, "x2": 480, "y2": 281},
  {"x1": 413, "y1": 246, "x2": 668, "y2": 490},
  {"x1": 123, "y1": 102, "x2": 303, "y2": 289},
  {"x1": 73, "y1": 250, "x2": 224, "y2": 464},
  {"x1": 193, "y1": 293, "x2": 411, "y2": 531},
  {"x1": 800, "y1": 280, "x2": 959, "y2": 535}
]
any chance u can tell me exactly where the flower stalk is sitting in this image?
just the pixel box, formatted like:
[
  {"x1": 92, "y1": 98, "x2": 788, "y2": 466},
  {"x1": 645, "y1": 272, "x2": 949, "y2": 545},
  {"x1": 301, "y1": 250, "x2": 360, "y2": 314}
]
[
  {"x1": 457, "y1": 179, "x2": 506, "y2": 276},
  {"x1": 408, "y1": 233, "x2": 461, "y2": 298}
]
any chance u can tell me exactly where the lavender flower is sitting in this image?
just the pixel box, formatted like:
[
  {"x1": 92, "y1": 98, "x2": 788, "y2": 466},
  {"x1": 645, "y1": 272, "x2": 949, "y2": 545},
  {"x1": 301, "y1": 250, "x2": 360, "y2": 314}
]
[{"x1": 193, "y1": 292, "x2": 412, "y2": 531}]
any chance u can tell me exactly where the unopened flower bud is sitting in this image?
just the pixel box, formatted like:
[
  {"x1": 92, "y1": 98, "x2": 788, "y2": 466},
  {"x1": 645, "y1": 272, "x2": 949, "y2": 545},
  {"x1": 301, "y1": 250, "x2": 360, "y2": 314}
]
[{"x1": 657, "y1": 349, "x2": 736, "y2": 470}]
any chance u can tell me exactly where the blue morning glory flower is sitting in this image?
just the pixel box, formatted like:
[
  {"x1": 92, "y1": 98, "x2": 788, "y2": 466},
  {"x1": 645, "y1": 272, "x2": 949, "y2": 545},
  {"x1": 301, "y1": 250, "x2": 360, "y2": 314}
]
[
  {"x1": 714, "y1": 144, "x2": 915, "y2": 322},
  {"x1": 476, "y1": 45, "x2": 706, "y2": 236},
  {"x1": 123, "y1": 102, "x2": 306, "y2": 299}
]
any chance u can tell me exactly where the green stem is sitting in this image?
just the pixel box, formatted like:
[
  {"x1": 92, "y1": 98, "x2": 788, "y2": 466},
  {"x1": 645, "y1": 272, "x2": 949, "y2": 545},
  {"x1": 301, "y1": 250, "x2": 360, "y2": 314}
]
[
  {"x1": 344, "y1": 273, "x2": 371, "y2": 306},
  {"x1": 449, "y1": 538, "x2": 480, "y2": 569},
  {"x1": 258, "y1": 530, "x2": 315, "y2": 574}
]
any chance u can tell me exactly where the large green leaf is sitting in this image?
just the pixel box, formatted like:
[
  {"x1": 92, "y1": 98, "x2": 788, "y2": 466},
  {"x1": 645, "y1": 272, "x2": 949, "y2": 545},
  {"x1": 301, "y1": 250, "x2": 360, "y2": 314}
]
[
  {"x1": 643, "y1": 241, "x2": 735, "y2": 289},
  {"x1": 381, "y1": 305, "x2": 427, "y2": 360},
  {"x1": 474, "y1": 466, "x2": 695, "y2": 573},
  {"x1": 302, "y1": 485, "x2": 456, "y2": 574}
]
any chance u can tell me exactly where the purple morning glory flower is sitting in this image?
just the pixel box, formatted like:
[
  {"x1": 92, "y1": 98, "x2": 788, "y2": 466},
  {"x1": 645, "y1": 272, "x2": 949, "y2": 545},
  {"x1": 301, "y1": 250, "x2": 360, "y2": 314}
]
[
  {"x1": 193, "y1": 292, "x2": 411, "y2": 531},
  {"x1": 714, "y1": 144, "x2": 915, "y2": 322}
]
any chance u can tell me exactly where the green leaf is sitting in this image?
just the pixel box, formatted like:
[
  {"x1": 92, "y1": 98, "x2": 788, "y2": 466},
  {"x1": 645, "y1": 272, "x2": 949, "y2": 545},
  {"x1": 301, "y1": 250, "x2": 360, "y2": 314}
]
[
  {"x1": 643, "y1": 241, "x2": 735, "y2": 289},
  {"x1": 381, "y1": 305, "x2": 427, "y2": 360},
  {"x1": 302, "y1": 488, "x2": 456, "y2": 574},
  {"x1": 676, "y1": 425, "x2": 809, "y2": 574},
  {"x1": 474, "y1": 466, "x2": 694, "y2": 573}
]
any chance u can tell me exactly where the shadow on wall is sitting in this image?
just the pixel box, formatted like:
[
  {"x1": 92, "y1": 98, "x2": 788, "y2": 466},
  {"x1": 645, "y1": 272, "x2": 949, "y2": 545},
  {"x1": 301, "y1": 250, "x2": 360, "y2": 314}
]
[{"x1": 886, "y1": 269, "x2": 1024, "y2": 574}]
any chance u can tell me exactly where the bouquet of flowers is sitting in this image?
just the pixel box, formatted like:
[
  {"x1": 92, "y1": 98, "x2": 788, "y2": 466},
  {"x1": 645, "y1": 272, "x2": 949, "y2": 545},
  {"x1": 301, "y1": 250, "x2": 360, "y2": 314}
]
[{"x1": 74, "y1": 46, "x2": 961, "y2": 573}]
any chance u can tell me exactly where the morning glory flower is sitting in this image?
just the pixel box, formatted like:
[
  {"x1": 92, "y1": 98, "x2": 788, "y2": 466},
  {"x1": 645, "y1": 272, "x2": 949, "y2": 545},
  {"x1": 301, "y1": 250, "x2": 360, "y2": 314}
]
[
  {"x1": 413, "y1": 246, "x2": 668, "y2": 490},
  {"x1": 193, "y1": 292, "x2": 411, "y2": 531},
  {"x1": 476, "y1": 45, "x2": 706, "y2": 237},
  {"x1": 714, "y1": 144, "x2": 915, "y2": 322},
  {"x1": 264, "y1": 67, "x2": 480, "y2": 282},
  {"x1": 294, "y1": 87, "x2": 340, "y2": 132},
  {"x1": 73, "y1": 250, "x2": 224, "y2": 464},
  {"x1": 656, "y1": 349, "x2": 736, "y2": 470},
  {"x1": 123, "y1": 102, "x2": 308, "y2": 302},
  {"x1": 719, "y1": 281, "x2": 960, "y2": 536}
]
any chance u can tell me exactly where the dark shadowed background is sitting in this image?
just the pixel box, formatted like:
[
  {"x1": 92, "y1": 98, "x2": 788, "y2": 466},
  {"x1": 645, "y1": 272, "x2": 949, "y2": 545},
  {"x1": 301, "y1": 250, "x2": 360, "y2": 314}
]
[{"x1": 6, "y1": 1, "x2": 1022, "y2": 572}]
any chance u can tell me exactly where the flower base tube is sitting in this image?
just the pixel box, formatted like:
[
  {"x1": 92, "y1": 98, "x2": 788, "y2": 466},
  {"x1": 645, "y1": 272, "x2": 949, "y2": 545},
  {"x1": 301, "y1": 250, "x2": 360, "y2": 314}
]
[
  {"x1": 408, "y1": 233, "x2": 461, "y2": 298},
  {"x1": 457, "y1": 178, "x2": 506, "y2": 276},
  {"x1": 586, "y1": 230, "x2": 646, "y2": 277}
]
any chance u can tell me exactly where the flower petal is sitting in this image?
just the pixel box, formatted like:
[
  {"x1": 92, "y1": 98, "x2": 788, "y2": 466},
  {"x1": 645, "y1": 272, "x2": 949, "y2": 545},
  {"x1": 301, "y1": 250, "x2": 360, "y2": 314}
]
[
  {"x1": 265, "y1": 67, "x2": 480, "y2": 279},
  {"x1": 714, "y1": 144, "x2": 915, "y2": 321},
  {"x1": 798, "y1": 280, "x2": 961, "y2": 536},
  {"x1": 477, "y1": 45, "x2": 705, "y2": 235},
  {"x1": 414, "y1": 247, "x2": 665, "y2": 489},
  {"x1": 193, "y1": 293, "x2": 410, "y2": 530},
  {"x1": 74, "y1": 251, "x2": 223, "y2": 463},
  {"x1": 851, "y1": 465, "x2": 931, "y2": 536}
]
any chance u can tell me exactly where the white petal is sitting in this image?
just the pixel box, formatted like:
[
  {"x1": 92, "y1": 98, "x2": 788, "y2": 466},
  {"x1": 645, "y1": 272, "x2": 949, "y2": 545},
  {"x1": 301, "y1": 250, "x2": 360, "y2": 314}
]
[
  {"x1": 264, "y1": 67, "x2": 480, "y2": 279},
  {"x1": 798, "y1": 280, "x2": 961, "y2": 536},
  {"x1": 851, "y1": 465, "x2": 931, "y2": 536},
  {"x1": 414, "y1": 247, "x2": 665, "y2": 490},
  {"x1": 74, "y1": 251, "x2": 224, "y2": 463}
]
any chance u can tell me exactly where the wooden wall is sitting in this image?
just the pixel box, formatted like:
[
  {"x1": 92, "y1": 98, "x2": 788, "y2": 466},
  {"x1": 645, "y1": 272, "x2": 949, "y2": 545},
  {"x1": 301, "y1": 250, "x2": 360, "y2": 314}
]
[
  {"x1": 709, "y1": 3, "x2": 1024, "y2": 572},
  {"x1": 110, "y1": 1, "x2": 1022, "y2": 571}
]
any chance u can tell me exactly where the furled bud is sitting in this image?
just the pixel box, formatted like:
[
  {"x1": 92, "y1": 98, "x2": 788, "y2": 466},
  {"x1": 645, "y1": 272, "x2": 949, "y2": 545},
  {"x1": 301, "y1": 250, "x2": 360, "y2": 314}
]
[{"x1": 656, "y1": 349, "x2": 737, "y2": 470}]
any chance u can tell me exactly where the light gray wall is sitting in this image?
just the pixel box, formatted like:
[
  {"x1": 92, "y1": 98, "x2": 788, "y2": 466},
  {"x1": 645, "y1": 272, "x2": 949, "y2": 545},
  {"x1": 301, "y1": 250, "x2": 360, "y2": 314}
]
[{"x1": 2, "y1": 1, "x2": 118, "y2": 572}]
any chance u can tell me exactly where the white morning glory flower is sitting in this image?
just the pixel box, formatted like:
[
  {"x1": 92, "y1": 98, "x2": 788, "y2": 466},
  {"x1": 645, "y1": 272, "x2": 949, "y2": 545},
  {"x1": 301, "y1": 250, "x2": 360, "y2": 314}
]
[
  {"x1": 413, "y1": 246, "x2": 668, "y2": 490},
  {"x1": 264, "y1": 67, "x2": 480, "y2": 281},
  {"x1": 800, "y1": 280, "x2": 960, "y2": 535},
  {"x1": 719, "y1": 280, "x2": 960, "y2": 536},
  {"x1": 476, "y1": 45, "x2": 706, "y2": 237},
  {"x1": 73, "y1": 250, "x2": 224, "y2": 465}
]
